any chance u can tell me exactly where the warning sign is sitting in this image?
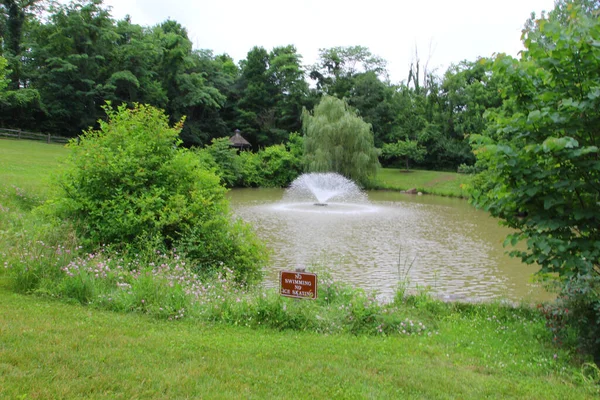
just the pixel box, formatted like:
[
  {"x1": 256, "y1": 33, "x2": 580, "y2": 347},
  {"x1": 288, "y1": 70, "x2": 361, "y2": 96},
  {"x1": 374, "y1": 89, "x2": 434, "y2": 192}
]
[{"x1": 280, "y1": 271, "x2": 318, "y2": 299}]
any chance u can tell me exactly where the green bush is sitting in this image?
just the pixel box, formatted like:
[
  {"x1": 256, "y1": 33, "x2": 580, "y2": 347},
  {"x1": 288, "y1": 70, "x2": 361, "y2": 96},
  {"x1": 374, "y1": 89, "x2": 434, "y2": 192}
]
[
  {"x1": 456, "y1": 163, "x2": 482, "y2": 174},
  {"x1": 52, "y1": 103, "x2": 265, "y2": 282},
  {"x1": 539, "y1": 274, "x2": 600, "y2": 362},
  {"x1": 237, "y1": 151, "x2": 263, "y2": 187},
  {"x1": 255, "y1": 144, "x2": 303, "y2": 187},
  {"x1": 206, "y1": 134, "x2": 304, "y2": 188},
  {"x1": 197, "y1": 137, "x2": 242, "y2": 187},
  {"x1": 177, "y1": 218, "x2": 268, "y2": 284}
]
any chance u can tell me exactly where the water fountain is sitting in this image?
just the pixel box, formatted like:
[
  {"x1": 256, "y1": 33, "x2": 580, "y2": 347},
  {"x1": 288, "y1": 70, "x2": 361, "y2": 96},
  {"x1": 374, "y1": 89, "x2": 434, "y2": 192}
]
[{"x1": 279, "y1": 172, "x2": 375, "y2": 214}]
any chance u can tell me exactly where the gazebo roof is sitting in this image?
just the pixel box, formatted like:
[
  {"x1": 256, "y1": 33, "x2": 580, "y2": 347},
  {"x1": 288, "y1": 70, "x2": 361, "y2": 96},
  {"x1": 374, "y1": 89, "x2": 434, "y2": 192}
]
[{"x1": 229, "y1": 129, "x2": 251, "y2": 148}]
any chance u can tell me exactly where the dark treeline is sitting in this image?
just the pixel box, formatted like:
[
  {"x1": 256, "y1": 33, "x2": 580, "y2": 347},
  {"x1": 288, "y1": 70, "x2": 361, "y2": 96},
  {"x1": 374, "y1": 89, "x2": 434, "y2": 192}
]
[{"x1": 0, "y1": 0, "x2": 504, "y2": 170}]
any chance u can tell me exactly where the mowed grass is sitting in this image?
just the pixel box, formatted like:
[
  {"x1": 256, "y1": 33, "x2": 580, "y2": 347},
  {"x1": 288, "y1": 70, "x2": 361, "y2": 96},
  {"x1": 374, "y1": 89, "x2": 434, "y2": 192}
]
[
  {"x1": 0, "y1": 138, "x2": 69, "y2": 198},
  {"x1": 0, "y1": 280, "x2": 596, "y2": 400},
  {"x1": 375, "y1": 168, "x2": 472, "y2": 197}
]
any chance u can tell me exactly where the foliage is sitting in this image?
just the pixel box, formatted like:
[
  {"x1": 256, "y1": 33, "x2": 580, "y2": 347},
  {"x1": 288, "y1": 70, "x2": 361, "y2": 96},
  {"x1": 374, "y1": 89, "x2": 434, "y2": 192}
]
[
  {"x1": 309, "y1": 45, "x2": 388, "y2": 96},
  {"x1": 250, "y1": 143, "x2": 303, "y2": 187},
  {"x1": 346, "y1": 71, "x2": 398, "y2": 148},
  {"x1": 176, "y1": 219, "x2": 267, "y2": 284},
  {"x1": 381, "y1": 139, "x2": 427, "y2": 170},
  {"x1": 303, "y1": 96, "x2": 380, "y2": 187},
  {"x1": 150, "y1": 20, "x2": 228, "y2": 146},
  {"x1": 0, "y1": 1, "x2": 537, "y2": 172},
  {"x1": 27, "y1": 0, "x2": 118, "y2": 134},
  {"x1": 0, "y1": 0, "x2": 47, "y2": 89},
  {"x1": 538, "y1": 274, "x2": 600, "y2": 359},
  {"x1": 236, "y1": 144, "x2": 302, "y2": 188},
  {"x1": 235, "y1": 45, "x2": 311, "y2": 147},
  {"x1": 471, "y1": 2, "x2": 600, "y2": 359},
  {"x1": 0, "y1": 55, "x2": 8, "y2": 92},
  {"x1": 0, "y1": 0, "x2": 492, "y2": 171},
  {"x1": 0, "y1": 86, "x2": 46, "y2": 130},
  {"x1": 52, "y1": 103, "x2": 265, "y2": 282},
  {"x1": 199, "y1": 134, "x2": 304, "y2": 188},
  {"x1": 198, "y1": 137, "x2": 242, "y2": 187},
  {"x1": 456, "y1": 163, "x2": 484, "y2": 174}
]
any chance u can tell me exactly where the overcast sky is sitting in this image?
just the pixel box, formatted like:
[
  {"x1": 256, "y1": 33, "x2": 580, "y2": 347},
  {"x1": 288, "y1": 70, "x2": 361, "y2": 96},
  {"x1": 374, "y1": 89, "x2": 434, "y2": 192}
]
[{"x1": 99, "y1": 0, "x2": 556, "y2": 83}]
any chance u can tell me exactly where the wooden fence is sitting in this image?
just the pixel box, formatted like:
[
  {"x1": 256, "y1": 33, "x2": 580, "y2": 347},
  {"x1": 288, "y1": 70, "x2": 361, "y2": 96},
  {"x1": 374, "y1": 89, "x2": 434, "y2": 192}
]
[{"x1": 0, "y1": 128, "x2": 71, "y2": 144}]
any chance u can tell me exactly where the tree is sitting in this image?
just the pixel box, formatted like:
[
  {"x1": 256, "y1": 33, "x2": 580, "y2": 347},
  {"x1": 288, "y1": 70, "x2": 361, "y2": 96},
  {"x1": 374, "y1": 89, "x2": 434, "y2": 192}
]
[
  {"x1": 347, "y1": 71, "x2": 398, "y2": 148},
  {"x1": 381, "y1": 139, "x2": 427, "y2": 170},
  {"x1": 302, "y1": 95, "x2": 379, "y2": 186},
  {"x1": 235, "y1": 45, "x2": 310, "y2": 147},
  {"x1": 0, "y1": 55, "x2": 8, "y2": 92},
  {"x1": 149, "y1": 20, "x2": 226, "y2": 146},
  {"x1": 235, "y1": 46, "x2": 276, "y2": 146},
  {"x1": 103, "y1": 16, "x2": 167, "y2": 108},
  {"x1": 0, "y1": 0, "x2": 46, "y2": 89},
  {"x1": 470, "y1": 2, "x2": 600, "y2": 358},
  {"x1": 309, "y1": 46, "x2": 387, "y2": 97},
  {"x1": 28, "y1": 0, "x2": 118, "y2": 135},
  {"x1": 268, "y1": 45, "x2": 310, "y2": 135},
  {"x1": 426, "y1": 58, "x2": 502, "y2": 169},
  {"x1": 0, "y1": 0, "x2": 46, "y2": 130}
]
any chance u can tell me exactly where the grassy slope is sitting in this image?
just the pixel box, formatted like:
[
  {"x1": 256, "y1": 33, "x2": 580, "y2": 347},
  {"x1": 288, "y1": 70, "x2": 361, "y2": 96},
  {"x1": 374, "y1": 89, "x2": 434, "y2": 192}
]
[
  {"x1": 0, "y1": 139, "x2": 597, "y2": 399},
  {"x1": 374, "y1": 168, "x2": 472, "y2": 197},
  {"x1": 0, "y1": 281, "x2": 595, "y2": 400},
  {"x1": 0, "y1": 138, "x2": 68, "y2": 197}
]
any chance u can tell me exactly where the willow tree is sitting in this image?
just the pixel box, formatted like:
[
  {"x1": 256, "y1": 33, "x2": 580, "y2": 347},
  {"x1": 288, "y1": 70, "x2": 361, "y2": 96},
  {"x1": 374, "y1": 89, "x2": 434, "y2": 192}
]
[{"x1": 302, "y1": 95, "x2": 379, "y2": 186}]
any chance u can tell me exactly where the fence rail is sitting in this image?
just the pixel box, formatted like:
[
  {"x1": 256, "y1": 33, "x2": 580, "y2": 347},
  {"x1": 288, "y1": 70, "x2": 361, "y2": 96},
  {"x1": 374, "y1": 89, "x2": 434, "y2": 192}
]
[{"x1": 0, "y1": 128, "x2": 71, "y2": 144}]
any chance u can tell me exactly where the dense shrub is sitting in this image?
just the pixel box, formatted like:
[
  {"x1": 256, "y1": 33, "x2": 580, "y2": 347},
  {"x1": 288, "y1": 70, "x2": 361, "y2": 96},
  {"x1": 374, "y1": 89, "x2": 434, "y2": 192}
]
[
  {"x1": 241, "y1": 144, "x2": 303, "y2": 188},
  {"x1": 456, "y1": 163, "x2": 482, "y2": 174},
  {"x1": 539, "y1": 274, "x2": 600, "y2": 363},
  {"x1": 52, "y1": 103, "x2": 266, "y2": 282},
  {"x1": 237, "y1": 151, "x2": 263, "y2": 187},
  {"x1": 197, "y1": 137, "x2": 242, "y2": 187},
  {"x1": 200, "y1": 132, "x2": 305, "y2": 188}
]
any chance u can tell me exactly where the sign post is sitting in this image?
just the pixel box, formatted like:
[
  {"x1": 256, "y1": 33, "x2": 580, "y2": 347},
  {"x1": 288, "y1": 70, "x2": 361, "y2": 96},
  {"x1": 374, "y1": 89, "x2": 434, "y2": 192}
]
[{"x1": 280, "y1": 270, "x2": 318, "y2": 299}]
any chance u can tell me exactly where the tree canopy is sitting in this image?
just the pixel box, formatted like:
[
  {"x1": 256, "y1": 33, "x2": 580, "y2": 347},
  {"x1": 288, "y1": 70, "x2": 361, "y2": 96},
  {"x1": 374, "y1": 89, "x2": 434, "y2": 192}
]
[
  {"x1": 302, "y1": 95, "x2": 379, "y2": 186},
  {"x1": 471, "y1": 2, "x2": 600, "y2": 280},
  {"x1": 470, "y1": 1, "x2": 600, "y2": 357},
  {"x1": 0, "y1": 0, "x2": 520, "y2": 171}
]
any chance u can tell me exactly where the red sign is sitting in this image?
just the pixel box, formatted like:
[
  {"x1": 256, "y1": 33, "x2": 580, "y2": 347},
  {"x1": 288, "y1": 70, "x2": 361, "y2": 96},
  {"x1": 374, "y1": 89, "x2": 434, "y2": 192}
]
[{"x1": 280, "y1": 271, "x2": 318, "y2": 299}]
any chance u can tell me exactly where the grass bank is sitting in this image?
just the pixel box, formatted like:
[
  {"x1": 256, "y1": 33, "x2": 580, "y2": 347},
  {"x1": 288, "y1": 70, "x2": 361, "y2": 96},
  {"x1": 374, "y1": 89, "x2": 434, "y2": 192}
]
[
  {"x1": 0, "y1": 279, "x2": 597, "y2": 399},
  {"x1": 374, "y1": 168, "x2": 472, "y2": 197}
]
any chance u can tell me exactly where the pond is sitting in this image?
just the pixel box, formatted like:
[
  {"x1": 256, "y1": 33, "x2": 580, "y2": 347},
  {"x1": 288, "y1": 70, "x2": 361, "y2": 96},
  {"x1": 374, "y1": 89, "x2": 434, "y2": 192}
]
[{"x1": 228, "y1": 188, "x2": 548, "y2": 302}]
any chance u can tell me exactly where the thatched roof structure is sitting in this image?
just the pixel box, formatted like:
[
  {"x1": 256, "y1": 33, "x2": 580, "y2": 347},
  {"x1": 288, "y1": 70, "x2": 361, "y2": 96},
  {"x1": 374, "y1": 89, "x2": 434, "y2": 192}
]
[{"x1": 229, "y1": 129, "x2": 251, "y2": 149}]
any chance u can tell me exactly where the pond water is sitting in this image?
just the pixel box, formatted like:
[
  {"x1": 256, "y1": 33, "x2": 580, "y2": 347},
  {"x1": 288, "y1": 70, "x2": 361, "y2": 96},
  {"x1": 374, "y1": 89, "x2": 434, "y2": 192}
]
[{"x1": 228, "y1": 188, "x2": 548, "y2": 302}]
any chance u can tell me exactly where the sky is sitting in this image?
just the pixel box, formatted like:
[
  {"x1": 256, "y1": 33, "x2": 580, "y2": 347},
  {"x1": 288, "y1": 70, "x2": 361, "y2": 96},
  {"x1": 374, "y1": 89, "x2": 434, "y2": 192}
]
[{"x1": 99, "y1": 0, "x2": 556, "y2": 83}]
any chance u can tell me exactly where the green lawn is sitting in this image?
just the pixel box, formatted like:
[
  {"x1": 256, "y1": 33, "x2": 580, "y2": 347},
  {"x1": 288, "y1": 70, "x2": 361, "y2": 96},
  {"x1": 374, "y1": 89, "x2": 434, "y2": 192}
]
[
  {"x1": 0, "y1": 280, "x2": 596, "y2": 400},
  {"x1": 0, "y1": 138, "x2": 68, "y2": 198},
  {"x1": 374, "y1": 168, "x2": 472, "y2": 197}
]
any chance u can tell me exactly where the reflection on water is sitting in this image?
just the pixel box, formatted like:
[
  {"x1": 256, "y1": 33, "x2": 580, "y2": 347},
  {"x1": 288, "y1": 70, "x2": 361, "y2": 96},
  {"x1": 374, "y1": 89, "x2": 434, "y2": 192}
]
[{"x1": 228, "y1": 189, "x2": 548, "y2": 302}]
